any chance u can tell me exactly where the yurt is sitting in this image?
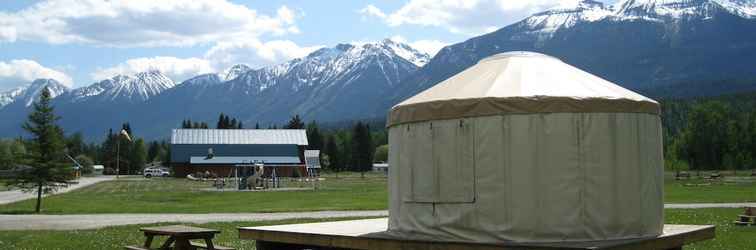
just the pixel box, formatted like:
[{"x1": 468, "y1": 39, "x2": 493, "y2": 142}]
[{"x1": 386, "y1": 51, "x2": 663, "y2": 243}]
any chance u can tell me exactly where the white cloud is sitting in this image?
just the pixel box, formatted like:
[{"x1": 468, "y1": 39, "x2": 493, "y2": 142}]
[
  {"x1": 359, "y1": 4, "x2": 387, "y2": 19},
  {"x1": 0, "y1": 0, "x2": 301, "y2": 47},
  {"x1": 204, "y1": 39, "x2": 323, "y2": 70},
  {"x1": 91, "y1": 57, "x2": 215, "y2": 83},
  {"x1": 389, "y1": 35, "x2": 449, "y2": 56},
  {"x1": 361, "y1": 0, "x2": 575, "y2": 35},
  {"x1": 0, "y1": 59, "x2": 73, "y2": 90},
  {"x1": 90, "y1": 38, "x2": 322, "y2": 82}
]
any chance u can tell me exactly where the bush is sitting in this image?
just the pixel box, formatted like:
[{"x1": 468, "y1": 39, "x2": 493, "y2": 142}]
[{"x1": 373, "y1": 144, "x2": 388, "y2": 163}]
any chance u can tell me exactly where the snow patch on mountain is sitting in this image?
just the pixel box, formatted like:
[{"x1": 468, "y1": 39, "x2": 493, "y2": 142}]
[
  {"x1": 382, "y1": 39, "x2": 431, "y2": 66},
  {"x1": 716, "y1": 0, "x2": 756, "y2": 17},
  {"x1": 523, "y1": 0, "x2": 612, "y2": 33},
  {"x1": 223, "y1": 64, "x2": 252, "y2": 81},
  {"x1": 68, "y1": 70, "x2": 175, "y2": 103},
  {"x1": 229, "y1": 39, "x2": 428, "y2": 93},
  {"x1": 519, "y1": 0, "x2": 755, "y2": 36},
  {"x1": 0, "y1": 87, "x2": 24, "y2": 107},
  {"x1": 0, "y1": 79, "x2": 70, "y2": 108}
]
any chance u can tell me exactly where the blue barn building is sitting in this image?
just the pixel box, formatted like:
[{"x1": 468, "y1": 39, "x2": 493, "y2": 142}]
[{"x1": 170, "y1": 129, "x2": 309, "y2": 178}]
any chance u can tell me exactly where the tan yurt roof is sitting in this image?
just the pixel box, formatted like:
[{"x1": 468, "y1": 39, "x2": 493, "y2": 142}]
[{"x1": 388, "y1": 51, "x2": 659, "y2": 126}]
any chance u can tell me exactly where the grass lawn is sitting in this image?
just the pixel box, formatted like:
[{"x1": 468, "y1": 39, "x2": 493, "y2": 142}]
[
  {"x1": 0, "y1": 209, "x2": 750, "y2": 249},
  {"x1": 1, "y1": 171, "x2": 754, "y2": 214},
  {"x1": 0, "y1": 217, "x2": 370, "y2": 250},
  {"x1": 665, "y1": 208, "x2": 756, "y2": 250},
  {"x1": 0, "y1": 173, "x2": 388, "y2": 214},
  {"x1": 664, "y1": 174, "x2": 756, "y2": 203}
]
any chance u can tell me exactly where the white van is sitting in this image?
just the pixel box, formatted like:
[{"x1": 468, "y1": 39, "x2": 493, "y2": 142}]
[{"x1": 143, "y1": 168, "x2": 170, "y2": 178}]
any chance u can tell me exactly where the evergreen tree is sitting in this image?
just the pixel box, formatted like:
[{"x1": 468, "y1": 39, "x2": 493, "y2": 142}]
[
  {"x1": 681, "y1": 101, "x2": 729, "y2": 172},
  {"x1": 255, "y1": 123, "x2": 260, "y2": 129},
  {"x1": 222, "y1": 115, "x2": 230, "y2": 129},
  {"x1": 65, "y1": 132, "x2": 85, "y2": 157},
  {"x1": 100, "y1": 129, "x2": 115, "y2": 173},
  {"x1": 238, "y1": 121, "x2": 243, "y2": 129},
  {"x1": 306, "y1": 121, "x2": 324, "y2": 150},
  {"x1": 9, "y1": 88, "x2": 72, "y2": 213},
  {"x1": 130, "y1": 139, "x2": 147, "y2": 172},
  {"x1": 217, "y1": 113, "x2": 226, "y2": 129},
  {"x1": 230, "y1": 118, "x2": 238, "y2": 129},
  {"x1": 0, "y1": 140, "x2": 14, "y2": 170},
  {"x1": 350, "y1": 122, "x2": 374, "y2": 177},
  {"x1": 147, "y1": 141, "x2": 160, "y2": 162},
  {"x1": 323, "y1": 135, "x2": 341, "y2": 172},
  {"x1": 285, "y1": 115, "x2": 305, "y2": 129},
  {"x1": 161, "y1": 141, "x2": 171, "y2": 166}
]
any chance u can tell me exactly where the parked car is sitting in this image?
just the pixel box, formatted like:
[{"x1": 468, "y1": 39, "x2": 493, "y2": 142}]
[{"x1": 143, "y1": 168, "x2": 170, "y2": 178}]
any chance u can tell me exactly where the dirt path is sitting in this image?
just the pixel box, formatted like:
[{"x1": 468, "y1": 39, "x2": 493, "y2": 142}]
[{"x1": 0, "y1": 210, "x2": 388, "y2": 230}]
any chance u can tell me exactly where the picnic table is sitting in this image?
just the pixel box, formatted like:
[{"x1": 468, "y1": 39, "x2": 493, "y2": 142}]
[{"x1": 125, "y1": 225, "x2": 233, "y2": 250}]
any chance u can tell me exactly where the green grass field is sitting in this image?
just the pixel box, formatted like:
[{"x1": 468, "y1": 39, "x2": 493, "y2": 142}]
[
  {"x1": 0, "y1": 173, "x2": 388, "y2": 214},
  {"x1": 664, "y1": 172, "x2": 756, "y2": 203},
  {"x1": 665, "y1": 208, "x2": 756, "y2": 250},
  {"x1": 1, "y1": 172, "x2": 755, "y2": 214},
  {"x1": 0, "y1": 217, "x2": 370, "y2": 250},
  {"x1": 0, "y1": 209, "x2": 749, "y2": 250}
]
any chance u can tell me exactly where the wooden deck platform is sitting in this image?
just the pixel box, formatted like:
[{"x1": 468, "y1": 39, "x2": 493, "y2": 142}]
[{"x1": 238, "y1": 218, "x2": 715, "y2": 250}]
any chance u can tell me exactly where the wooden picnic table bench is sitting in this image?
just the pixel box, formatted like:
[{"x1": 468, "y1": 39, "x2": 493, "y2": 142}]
[{"x1": 125, "y1": 225, "x2": 234, "y2": 250}]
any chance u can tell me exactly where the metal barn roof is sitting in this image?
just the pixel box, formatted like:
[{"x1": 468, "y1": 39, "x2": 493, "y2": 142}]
[
  {"x1": 189, "y1": 156, "x2": 301, "y2": 165},
  {"x1": 171, "y1": 129, "x2": 308, "y2": 145}
]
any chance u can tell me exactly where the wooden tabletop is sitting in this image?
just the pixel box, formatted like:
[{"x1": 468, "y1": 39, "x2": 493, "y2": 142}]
[{"x1": 140, "y1": 225, "x2": 221, "y2": 236}]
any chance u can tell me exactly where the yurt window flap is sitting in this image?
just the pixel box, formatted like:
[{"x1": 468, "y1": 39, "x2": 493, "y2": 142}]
[{"x1": 403, "y1": 119, "x2": 475, "y2": 204}]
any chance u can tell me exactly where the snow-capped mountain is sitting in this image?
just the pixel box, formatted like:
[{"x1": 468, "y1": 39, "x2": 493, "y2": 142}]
[
  {"x1": 226, "y1": 39, "x2": 428, "y2": 94},
  {"x1": 136, "y1": 39, "x2": 428, "y2": 139},
  {"x1": 0, "y1": 87, "x2": 23, "y2": 107},
  {"x1": 517, "y1": 0, "x2": 612, "y2": 35},
  {"x1": 223, "y1": 64, "x2": 252, "y2": 81},
  {"x1": 395, "y1": 0, "x2": 756, "y2": 102},
  {"x1": 0, "y1": 79, "x2": 69, "y2": 108},
  {"x1": 62, "y1": 70, "x2": 175, "y2": 103},
  {"x1": 514, "y1": 0, "x2": 756, "y2": 37}
]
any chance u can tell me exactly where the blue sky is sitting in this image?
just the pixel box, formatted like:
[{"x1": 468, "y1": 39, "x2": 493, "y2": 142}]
[{"x1": 0, "y1": 0, "x2": 618, "y2": 91}]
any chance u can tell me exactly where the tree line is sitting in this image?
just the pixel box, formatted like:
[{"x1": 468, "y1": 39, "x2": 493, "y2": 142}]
[{"x1": 662, "y1": 92, "x2": 756, "y2": 174}]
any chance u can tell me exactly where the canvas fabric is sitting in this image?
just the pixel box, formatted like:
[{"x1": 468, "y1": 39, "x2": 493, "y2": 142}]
[
  {"x1": 387, "y1": 112, "x2": 664, "y2": 243},
  {"x1": 388, "y1": 52, "x2": 659, "y2": 127}
]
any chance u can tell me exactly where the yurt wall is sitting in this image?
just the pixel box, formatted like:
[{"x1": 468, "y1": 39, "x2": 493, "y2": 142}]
[{"x1": 388, "y1": 112, "x2": 663, "y2": 242}]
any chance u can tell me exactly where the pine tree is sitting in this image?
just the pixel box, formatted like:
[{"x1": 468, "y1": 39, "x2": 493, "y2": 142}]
[
  {"x1": 306, "y1": 121, "x2": 324, "y2": 150},
  {"x1": 222, "y1": 115, "x2": 230, "y2": 129},
  {"x1": 65, "y1": 132, "x2": 85, "y2": 157},
  {"x1": 130, "y1": 139, "x2": 147, "y2": 172},
  {"x1": 350, "y1": 122, "x2": 374, "y2": 177},
  {"x1": 255, "y1": 123, "x2": 260, "y2": 129},
  {"x1": 324, "y1": 135, "x2": 340, "y2": 172},
  {"x1": 147, "y1": 141, "x2": 160, "y2": 162},
  {"x1": 230, "y1": 118, "x2": 238, "y2": 129},
  {"x1": 238, "y1": 121, "x2": 243, "y2": 129},
  {"x1": 217, "y1": 113, "x2": 225, "y2": 129},
  {"x1": 285, "y1": 115, "x2": 305, "y2": 129},
  {"x1": 10, "y1": 88, "x2": 72, "y2": 213}
]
